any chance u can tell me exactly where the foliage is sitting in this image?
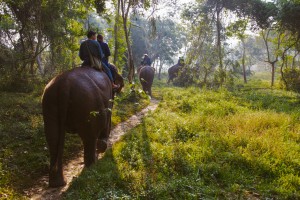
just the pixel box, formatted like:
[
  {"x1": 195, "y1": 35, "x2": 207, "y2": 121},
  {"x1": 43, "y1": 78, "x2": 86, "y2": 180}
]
[
  {"x1": 131, "y1": 16, "x2": 185, "y2": 68},
  {"x1": 107, "y1": 5, "x2": 127, "y2": 72},
  {"x1": 281, "y1": 68, "x2": 300, "y2": 93},
  {"x1": 0, "y1": 0, "x2": 106, "y2": 92},
  {"x1": 63, "y1": 81, "x2": 300, "y2": 199},
  {"x1": 279, "y1": 1, "x2": 300, "y2": 37},
  {"x1": 112, "y1": 82, "x2": 150, "y2": 126}
]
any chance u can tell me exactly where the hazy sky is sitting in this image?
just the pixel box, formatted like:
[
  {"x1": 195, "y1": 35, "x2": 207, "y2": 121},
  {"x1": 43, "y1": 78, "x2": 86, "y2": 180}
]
[{"x1": 154, "y1": 0, "x2": 195, "y2": 18}]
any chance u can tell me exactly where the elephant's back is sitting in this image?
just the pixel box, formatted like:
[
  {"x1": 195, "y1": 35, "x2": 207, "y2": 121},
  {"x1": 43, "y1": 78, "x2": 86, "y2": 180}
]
[
  {"x1": 168, "y1": 64, "x2": 179, "y2": 73},
  {"x1": 42, "y1": 67, "x2": 112, "y2": 115},
  {"x1": 139, "y1": 66, "x2": 155, "y2": 82},
  {"x1": 44, "y1": 67, "x2": 110, "y2": 95}
]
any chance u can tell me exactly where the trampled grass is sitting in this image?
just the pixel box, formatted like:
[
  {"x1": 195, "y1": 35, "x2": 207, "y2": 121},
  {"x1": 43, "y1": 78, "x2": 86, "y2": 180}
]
[
  {"x1": 0, "y1": 83, "x2": 149, "y2": 199},
  {"x1": 64, "y1": 85, "x2": 300, "y2": 199}
]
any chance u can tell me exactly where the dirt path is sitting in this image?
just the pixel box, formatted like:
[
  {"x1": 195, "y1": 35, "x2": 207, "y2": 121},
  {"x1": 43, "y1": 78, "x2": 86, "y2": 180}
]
[{"x1": 26, "y1": 99, "x2": 159, "y2": 200}]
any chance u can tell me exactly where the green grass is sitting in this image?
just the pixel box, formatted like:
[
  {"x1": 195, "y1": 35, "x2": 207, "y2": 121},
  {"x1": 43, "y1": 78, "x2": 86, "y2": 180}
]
[
  {"x1": 63, "y1": 82, "x2": 300, "y2": 199},
  {"x1": 0, "y1": 83, "x2": 150, "y2": 199}
]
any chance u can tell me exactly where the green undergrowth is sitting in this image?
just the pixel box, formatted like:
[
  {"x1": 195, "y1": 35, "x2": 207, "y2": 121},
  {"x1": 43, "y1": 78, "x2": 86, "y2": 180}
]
[
  {"x1": 0, "y1": 83, "x2": 150, "y2": 199},
  {"x1": 64, "y1": 86, "x2": 300, "y2": 199},
  {"x1": 112, "y1": 84, "x2": 150, "y2": 127}
]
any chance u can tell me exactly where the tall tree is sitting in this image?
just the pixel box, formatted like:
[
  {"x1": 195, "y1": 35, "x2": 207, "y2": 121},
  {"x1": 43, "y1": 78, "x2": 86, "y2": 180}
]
[
  {"x1": 261, "y1": 29, "x2": 281, "y2": 87},
  {"x1": 120, "y1": 0, "x2": 135, "y2": 83},
  {"x1": 227, "y1": 19, "x2": 248, "y2": 83},
  {"x1": 131, "y1": 16, "x2": 184, "y2": 79},
  {"x1": 119, "y1": 0, "x2": 157, "y2": 83}
]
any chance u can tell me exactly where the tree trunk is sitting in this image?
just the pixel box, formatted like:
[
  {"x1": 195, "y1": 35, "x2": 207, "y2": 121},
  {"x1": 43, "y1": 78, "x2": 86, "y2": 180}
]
[
  {"x1": 242, "y1": 39, "x2": 247, "y2": 83},
  {"x1": 120, "y1": 0, "x2": 134, "y2": 83},
  {"x1": 204, "y1": 68, "x2": 208, "y2": 84},
  {"x1": 271, "y1": 62, "x2": 275, "y2": 87},
  {"x1": 113, "y1": 0, "x2": 120, "y2": 64},
  {"x1": 216, "y1": 6, "x2": 224, "y2": 84},
  {"x1": 262, "y1": 29, "x2": 279, "y2": 87},
  {"x1": 292, "y1": 51, "x2": 299, "y2": 69},
  {"x1": 36, "y1": 55, "x2": 44, "y2": 75},
  {"x1": 123, "y1": 22, "x2": 134, "y2": 83},
  {"x1": 158, "y1": 61, "x2": 163, "y2": 80}
]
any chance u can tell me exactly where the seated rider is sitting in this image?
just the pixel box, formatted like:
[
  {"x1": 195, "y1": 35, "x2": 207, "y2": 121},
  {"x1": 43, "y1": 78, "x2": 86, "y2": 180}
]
[
  {"x1": 79, "y1": 31, "x2": 119, "y2": 89},
  {"x1": 141, "y1": 54, "x2": 151, "y2": 66},
  {"x1": 178, "y1": 57, "x2": 185, "y2": 66},
  {"x1": 97, "y1": 34, "x2": 116, "y2": 79}
]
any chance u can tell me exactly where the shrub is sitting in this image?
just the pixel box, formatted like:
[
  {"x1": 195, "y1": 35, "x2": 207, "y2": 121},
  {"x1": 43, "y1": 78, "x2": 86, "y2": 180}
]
[
  {"x1": 281, "y1": 68, "x2": 300, "y2": 92},
  {"x1": 0, "y1": 72, "x2": 42, "y2": 93}
]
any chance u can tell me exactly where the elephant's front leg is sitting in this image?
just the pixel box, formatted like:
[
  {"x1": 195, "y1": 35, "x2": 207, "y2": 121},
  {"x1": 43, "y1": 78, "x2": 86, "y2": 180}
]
[
  {"x1": 83, "y1": 137, "x2": 97, "y2": 167},
  {"x1": 97, "y1": 112, "x2": 111, "y2": 154}
]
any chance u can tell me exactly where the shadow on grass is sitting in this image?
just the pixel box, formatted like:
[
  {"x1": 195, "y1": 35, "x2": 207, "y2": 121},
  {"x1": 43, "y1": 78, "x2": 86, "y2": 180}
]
[
  {"x1": 62, "y1": 120, "x2": 155, "y2": 199},
  {"x1": 0, "y1": 92, "x2": 83, "y2": 197},
  {"x1": 62, "y1": 110, "x2": 300, "y2": 199},
  {"x1": 62, "y1": 120, "x2": 294, "y2": 199}
]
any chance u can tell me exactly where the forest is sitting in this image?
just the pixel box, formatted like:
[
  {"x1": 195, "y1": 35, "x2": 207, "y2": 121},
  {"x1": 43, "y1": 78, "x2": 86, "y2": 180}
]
[{"x1": 1, "y1": 0, "x2": 300, "y2": 199}]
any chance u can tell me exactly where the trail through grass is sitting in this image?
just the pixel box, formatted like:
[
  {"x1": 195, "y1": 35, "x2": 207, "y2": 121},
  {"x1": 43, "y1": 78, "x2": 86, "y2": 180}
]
[{"x1": 64, "y1": 84, "x2": 300, "y2": 199}]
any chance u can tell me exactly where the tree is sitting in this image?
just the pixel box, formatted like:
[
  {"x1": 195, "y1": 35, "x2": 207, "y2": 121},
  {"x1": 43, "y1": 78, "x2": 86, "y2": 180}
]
[
  {"x1": 227, "y1": 19, "x2": 248, "y2": 83},
  {"x1": 119, "y1": 0, "x2": 155, "y2": 83},
  {"x1": 0, "y1": 0, "x2": 95, "y2": 77},
  {"x1": 261, "y1": 29, "x2": 282, "y2": 87},
  {"x1": 131, "y1": 16, "x2": 184, "y2": 79}
]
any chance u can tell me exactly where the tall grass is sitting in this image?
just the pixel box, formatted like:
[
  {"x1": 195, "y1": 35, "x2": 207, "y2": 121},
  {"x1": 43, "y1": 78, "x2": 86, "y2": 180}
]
[{"x1": 64, "y1": 86, "x2": 300, "y2": 199}]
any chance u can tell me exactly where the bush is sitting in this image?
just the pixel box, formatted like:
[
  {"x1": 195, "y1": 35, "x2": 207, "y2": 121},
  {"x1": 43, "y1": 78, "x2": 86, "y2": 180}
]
[
  {"x1": 281, "y1": 68, "x2": 300, "y2": 92},
  {"x1": 173, "y1": 66, "x2": 196, "y2": 87},
  {"x1": 0, "y1": 72, "x2": 41, "y2": 93}
]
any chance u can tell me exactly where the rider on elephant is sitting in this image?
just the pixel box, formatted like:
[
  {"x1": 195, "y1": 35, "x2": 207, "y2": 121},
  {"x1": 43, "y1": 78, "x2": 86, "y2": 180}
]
[
  {"x1": 141, "y1": 54, "x2": 152, "y2": 66},
  {"x1": 79, "y1": 31, "x2": 119, "y2": 89},
  {"x1": 97, "y1": 34, "x2": 117, "y2": 79},
  {"x1": 178, "y1": 57, "x2": 185, "y2": 66}
]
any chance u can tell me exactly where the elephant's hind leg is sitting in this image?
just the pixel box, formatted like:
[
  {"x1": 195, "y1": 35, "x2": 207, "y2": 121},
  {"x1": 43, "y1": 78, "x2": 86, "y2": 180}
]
[
  {"x1": 149, "y1": 87, "x2": 152, "y2": 97},
  {"x1": 82, "y1": 137, "x2": 97, "y2": 167},
  {"x1": 44, "y1": 118, "x2": 66, "y2": 187}
]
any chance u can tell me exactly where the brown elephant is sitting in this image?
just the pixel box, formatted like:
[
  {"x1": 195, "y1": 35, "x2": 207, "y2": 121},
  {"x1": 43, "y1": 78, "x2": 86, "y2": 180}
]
[
  {"x1": 167, "y1": 64, "x2": 181, "y2": 84},
  {"x1": 168, "y1": 58, "x2": 185, "y2": 84},
  {"x1": 42, "y1": 66, "x2": 124, "y2": 187},
  {"x1": 139, "y1": 65, "x2": 155, "y2": 97}
]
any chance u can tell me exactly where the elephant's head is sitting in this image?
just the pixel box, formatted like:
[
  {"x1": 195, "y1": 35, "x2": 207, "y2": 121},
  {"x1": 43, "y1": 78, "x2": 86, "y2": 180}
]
[
  {"x1": 115, "y1": 73, "x2": 124, "y2": 93},
  {"x1": 109, "y1": 63, "x2": 125, "y2": 93}
]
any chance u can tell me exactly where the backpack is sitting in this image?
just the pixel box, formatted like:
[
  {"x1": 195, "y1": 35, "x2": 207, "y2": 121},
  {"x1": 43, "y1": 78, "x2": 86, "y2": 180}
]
[{"x1": 85, "y1": 41, "x2": 103, "y2": 71}]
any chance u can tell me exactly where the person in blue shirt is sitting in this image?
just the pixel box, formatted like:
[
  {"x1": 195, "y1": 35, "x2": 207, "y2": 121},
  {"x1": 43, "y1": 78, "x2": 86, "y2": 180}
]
[
  {"x1": 79, "y1": 31, "x2": 119, "y2": 89},
  {"x1": 97, "y1": 35, "x2": 111, "y2": 66},
  {"x1": 97, "y1": 34, "x2": 117, "y2": 79}
]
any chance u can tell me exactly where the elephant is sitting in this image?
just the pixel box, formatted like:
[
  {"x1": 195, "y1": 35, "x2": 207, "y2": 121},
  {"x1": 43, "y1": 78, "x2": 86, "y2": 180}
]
[
  {"x1": 42, "y1": 66, "x2": 124, "y2": 187},
  {"x1": 139, "y1": 65, "x2": 155, "y2": 97},
  {"x1": 168, "y1": 58, "x2": 185, "y2": 84},
  {"x1": 167, "y1": 63, "x2": 182, "y2": 84}
]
